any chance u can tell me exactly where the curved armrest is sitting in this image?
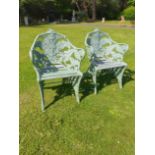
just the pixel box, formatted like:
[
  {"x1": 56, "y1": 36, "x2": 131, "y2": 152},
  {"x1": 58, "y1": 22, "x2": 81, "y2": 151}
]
[
  {"x1": 59, "y1": 48, "x2": 85, "y2": 71},
  {"x1": 116, "y1": 43, "x2": 129, "y2": 53},
  {"x1": 74, "y1": 48, "x2": 85, "y2": 60}
]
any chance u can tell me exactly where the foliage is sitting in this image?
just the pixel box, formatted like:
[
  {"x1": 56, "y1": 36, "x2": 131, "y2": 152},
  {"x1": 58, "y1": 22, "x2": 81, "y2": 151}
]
[
  {"x1": 72, "y1": 0, "x2": 96, "y2": 20},
  {"x1": 19, "y1": 0, "x2": 135, "y2": 24},
  {"x1": 19, "y1": 0, "x2": 56, "y2": 19},
  {"x1": 122, "y1": 6, "x2": 135, "y2": 20},
  {"x1": 55, "y1": 0, "x2": 72, "y2": 19},
  {"x1": 119, "y1": 0, "x2": 128, "y2": 11},
  {"x1": 73, "y1": 0, "x2": 125, "y2": 20},
  {"x1": 19, "y1": 0, "x2": 72, "y2": 21},
  {"x1": 96, "y1": 0, "x2": 121, "y2": 19},
  {"x1": 20, "y1": 22, "x2": 135, "y2": 155},
  {"x1": 76, "y1": 11, "x2": 88, "y2": 21},
  {"x1": 127, "y1": 0, "x2": 135, "y2": 6}
]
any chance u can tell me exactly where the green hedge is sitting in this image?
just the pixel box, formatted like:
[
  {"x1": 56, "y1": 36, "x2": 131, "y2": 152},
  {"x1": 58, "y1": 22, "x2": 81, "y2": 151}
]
[{"x1": 123, "y1": 6, "x2": 135, "y2": 20}]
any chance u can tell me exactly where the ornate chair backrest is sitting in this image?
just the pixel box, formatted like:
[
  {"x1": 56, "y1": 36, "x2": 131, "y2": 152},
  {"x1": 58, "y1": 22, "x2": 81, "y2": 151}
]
[
  {"x1": 85, "y1": 29, "x2": 128, "y2": 62},
  {"x1": 30, "y1": 29, "x2": 85, "y2": 73}
]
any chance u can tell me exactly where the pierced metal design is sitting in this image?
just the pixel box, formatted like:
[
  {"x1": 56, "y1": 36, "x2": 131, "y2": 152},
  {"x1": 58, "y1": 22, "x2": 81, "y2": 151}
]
[
  {"x1": 85, "y1": 29, "x2": 128, "y2": 94},
  {"x1": 30, "y1": 29, "x2": 85, "y2": 111}
]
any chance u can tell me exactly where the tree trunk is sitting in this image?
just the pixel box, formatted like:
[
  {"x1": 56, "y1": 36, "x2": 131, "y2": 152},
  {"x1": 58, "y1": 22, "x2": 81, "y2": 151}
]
[
  {"x1": 92, "y1": 0, "x2": 96, "y2": 21},
  {"x1": 119, "y1": 0, "x2": 128, "y2": 11},
  {"x1": 75, "y1": 1, "x2": 81, "y2": 11},
  {"x1": 82, "y1": 0, "x2": 89, "y2": 19}
]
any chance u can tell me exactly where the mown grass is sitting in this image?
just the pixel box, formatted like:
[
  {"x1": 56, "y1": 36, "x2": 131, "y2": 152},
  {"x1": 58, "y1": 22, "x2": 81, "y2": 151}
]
[{"x1": 20, "y1": 22, "x2": 135, "y2": 155}]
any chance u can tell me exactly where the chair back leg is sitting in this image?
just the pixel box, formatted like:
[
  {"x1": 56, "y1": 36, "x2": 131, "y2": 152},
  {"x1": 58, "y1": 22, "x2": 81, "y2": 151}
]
[{"x1": 116, "y1": 66, "x2": 127, "y2": 89}]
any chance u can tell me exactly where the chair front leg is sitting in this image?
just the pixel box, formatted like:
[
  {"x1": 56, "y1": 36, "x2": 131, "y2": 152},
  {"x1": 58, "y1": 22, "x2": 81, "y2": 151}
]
[
  {"x1": 92, "y1": 71, "x2": 97, "y2": 94},
  {"x1": 38, "y1": 81, "x2": 45, "y2": 112},
  {"x1": 115, "y1": 66, "x2": 126, "y2": 89},
  {"x1": 72, "y1": 75, "x2": 82, "y2": 103}
]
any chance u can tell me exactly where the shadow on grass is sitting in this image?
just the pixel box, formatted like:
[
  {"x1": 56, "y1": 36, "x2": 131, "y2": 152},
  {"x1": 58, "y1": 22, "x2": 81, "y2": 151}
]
[
  {"x1": 44, "y1": 84, "x2": 73, "y2": 110},
  {"x1": 44, "y1": 68, "x2": 135, "y2": 110},
  {"x1": 80, "y1": 69, "x2": 135, "y2": 101}
]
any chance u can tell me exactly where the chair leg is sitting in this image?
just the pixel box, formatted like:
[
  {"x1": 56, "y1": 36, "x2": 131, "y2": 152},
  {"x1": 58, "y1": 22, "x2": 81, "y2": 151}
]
[
  {"x1": 116, "y1": 67, "x2": 126, "y2": 89},
  {"x1": 92, "y1": 72, "x2": 97, "y2": 94},
  {"x1": 38, "y1": 81, "x2": 45, "y2": 112},
  {"x1": 88, "y1": 66, "x2": 97, "y2": 94},
  {"x1": 73, "y1": 76, "x2": 82, "y2": 103}
]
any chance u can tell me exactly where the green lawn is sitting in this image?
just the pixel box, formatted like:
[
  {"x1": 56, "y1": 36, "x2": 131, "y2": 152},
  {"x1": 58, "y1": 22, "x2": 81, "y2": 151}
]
[{"x1": 20, "y1": 22, "x2": 135, "y2": 155}]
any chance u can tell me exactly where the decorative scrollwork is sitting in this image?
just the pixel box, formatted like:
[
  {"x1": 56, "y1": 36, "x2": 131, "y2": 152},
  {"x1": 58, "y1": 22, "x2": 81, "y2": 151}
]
[
  {"x1": 30, "y1": 29, "x2": 85, "y2": 72},
  {"x1": 86, "y1": 29, "x2": 128, "y2": 62}
]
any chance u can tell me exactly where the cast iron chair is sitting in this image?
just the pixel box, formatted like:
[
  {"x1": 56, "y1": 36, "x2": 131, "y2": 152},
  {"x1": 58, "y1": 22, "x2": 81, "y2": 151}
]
[
  {"x1": 30, "y1": 29, "x2": 85, "y2": 111},
  {"x1": 85, "y1": 29, "x2": 128, "y2": 94}
]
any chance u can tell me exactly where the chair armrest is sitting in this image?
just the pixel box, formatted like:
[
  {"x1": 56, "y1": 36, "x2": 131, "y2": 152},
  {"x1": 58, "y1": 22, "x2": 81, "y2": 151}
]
[
  {"x1": 60, "y1": 48, "x2": 85, "y2": 71},
  {"x1": 74, "y1": 48, "x2": 85, "y2": 60},
  {"x1": 104, "y1": 43, "x2": 128, "y2": 61},
  {"x1": 117, "y1": 43, "x2": 129, "y2": 53}
]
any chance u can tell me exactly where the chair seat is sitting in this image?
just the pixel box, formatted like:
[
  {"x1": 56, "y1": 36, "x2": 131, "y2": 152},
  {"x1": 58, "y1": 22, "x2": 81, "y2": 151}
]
[
  {"x1": 40, "y1": 67, "x2": 82, "y2": 80},
  {"x1": 92, "y1": 60, "x2": 127, "y2": 70}
]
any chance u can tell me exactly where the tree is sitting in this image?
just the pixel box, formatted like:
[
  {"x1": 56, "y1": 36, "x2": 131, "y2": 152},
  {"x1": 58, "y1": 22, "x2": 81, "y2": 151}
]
[
  {"x1": 72, "y1": 0, "x2": 81, "y2": 11},
  {"x1": 19, "y1": 0, "x2": 63, "y2": 22},
  {"x1": 119, "y1": 0, "x2": 128, "y2": 11},
  {"x1": 96, "y1": 0, "x2": 121, "y2": 20},
  {"x1": 72, "y1": 0, "x2": 97, "y2": 21},
  {"x1": 19, "y1": 0, "x2": 134, "y2": 25},
  {"x1": 92, "y1": 0, "x2": 96, "y2": 21},
  {"x1": 55, "y1": 0, "x2": 72, "y2": 20},
  {"x1": 72, "y1": 0, "x2": 90, "y2": 19},
  {"x1": 20, "y1": 0, "x2": 50, "y2": 19},
  {"x1": 127, "y1": 0, "x2": 135, "y2": 6}
]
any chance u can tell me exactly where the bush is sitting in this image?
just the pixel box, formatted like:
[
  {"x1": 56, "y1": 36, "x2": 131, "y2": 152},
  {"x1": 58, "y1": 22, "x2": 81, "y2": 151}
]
[{"x1": 122, "y1": 6, "x2": 135, "y2": 20}]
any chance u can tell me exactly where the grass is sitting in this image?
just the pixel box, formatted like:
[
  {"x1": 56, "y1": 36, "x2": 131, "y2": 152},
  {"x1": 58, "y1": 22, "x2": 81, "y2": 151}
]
[{"x1": 20, "y1": 22, "x2": 135, "y2": 155}]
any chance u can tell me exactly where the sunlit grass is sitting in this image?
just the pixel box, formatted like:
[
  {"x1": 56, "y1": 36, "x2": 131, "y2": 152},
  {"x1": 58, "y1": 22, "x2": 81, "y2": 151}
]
[{"x1": 20, "y1": 22, "x2": 135, "y2": 155}]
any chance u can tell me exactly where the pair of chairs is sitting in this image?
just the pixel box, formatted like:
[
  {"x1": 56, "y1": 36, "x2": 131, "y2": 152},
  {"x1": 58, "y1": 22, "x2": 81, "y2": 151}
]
[{"x1": 29, "y1": 29, "x2": 128, "y2": 111}]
